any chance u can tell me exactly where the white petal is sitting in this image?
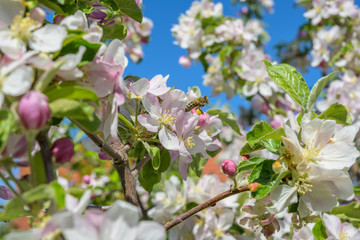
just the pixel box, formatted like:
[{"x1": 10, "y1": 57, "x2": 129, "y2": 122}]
[
  {"x1": 0, "y1": 0, "x2": 24, "y2": 25},
  {"x1": 30, "y1": 25, "x2": 67, "y2": 52},
  {"x1": 317, "y1": 141, "x2": 359, "y2": 169},
  {"x1": 333, "y1": 125, "x2": 359, "y2": 144},
  {"x1": 268, "y1": 185, "x2": 297, "y2": 214},
  {"x1": 135, "y1": 221, "x2": 165, "y2": 240},
  {"x1": 142, "y1": 93, "x2": 161, "y2": 118},
  {"x1": 322, "y1": 213, "x2": 341, "y2": 238},
  {"x1": 2, "y1": 66, "x2": 32, "y2": 96},
  {"x1": 159, "y1": 127, "x2": 179, "y2": 151},
  {"x1": 105, "y1": 200, "x2": 139, "y2": 226},
  {"x1": 301, "y1": 181, "x2": 337, "y2": 212},
  {"x1": 72, "y1": 190, "x2": 91, "y2": 214},
  {"x1": 131, "y1": 78, "x2": 150, "y2": 97},
  {"x1": 137, "y1": 114, "x2": 160, "y2": 132}
]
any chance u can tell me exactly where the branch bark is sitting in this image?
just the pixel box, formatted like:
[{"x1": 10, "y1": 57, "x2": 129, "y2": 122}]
[
  {"x1": 36, "y1": 129, "x2": 55, "y2": 183},
  {"x1": 131, "y1": 156, "x2": 150, "y2": 177},
  {"x1": 163, "y1": 185, "x2": 250, "y2": 230},
  {"x1": 72, "y1": 121, "x2": 138, "y2": 206}
]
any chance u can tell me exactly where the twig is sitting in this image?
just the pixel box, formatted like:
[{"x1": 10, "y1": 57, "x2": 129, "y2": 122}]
[
  {"x1": 36, "y1": 129, "x2": 55, "y2": 183},
  {"x1": 71, "y1": 120, "x2": 138, "y2": 206},
  {"x1": 131, "y1": 156, "x2": 151, "y2": 177},
  {"x1": 163, "y1": 185, "x2": 250, "y2": 230}
]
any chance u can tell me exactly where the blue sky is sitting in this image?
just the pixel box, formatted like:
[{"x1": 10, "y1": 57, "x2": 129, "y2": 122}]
[{"x1": 126, "y1": 0, "x2": 324, "y2": 114}]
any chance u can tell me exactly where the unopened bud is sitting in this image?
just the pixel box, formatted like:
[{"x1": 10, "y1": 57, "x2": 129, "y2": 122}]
[
  {"x1": 241, "y1": 155, "x2": 250, "y2": 161},
  {"x1": 18, "y1": 91, "x2": 50, "y2": 130},
  {"x1": 221, "y1": 159, "x2": 237, "y2": 176},
  {"x1": 249, "y1": 182, "x2": 260, "y2": 192},
  {"x1": 82, "y1": 175, "x2": 91, "y2": 184},
  {"x1": 51, "y1": 138, "x2": 74, "y2": 164}
]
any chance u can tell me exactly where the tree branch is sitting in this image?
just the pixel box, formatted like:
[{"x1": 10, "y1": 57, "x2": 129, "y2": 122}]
[
  {"x1": 36, "y1": 129, "x2": 55, "y2": 183},
  {"x1": 163, "y1": 185, "x2": 250, "y2": 230},
  {"x1": 72, "y1": 121, "x2": 138, "y2": 206},
  {"x1": 131, "y1": 156, "x2": 151, "y2": 177}
]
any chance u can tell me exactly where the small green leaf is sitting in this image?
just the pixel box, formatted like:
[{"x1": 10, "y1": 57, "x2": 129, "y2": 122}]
[
  {"x1": 0, "y1": 198, "x2": 30, "y2": 221},
  {"x1": 246, "y1": 121, "x2": 273, "y2": 147},
  {"x1": 306, "y1": 72, "x2": 337, "y2": 112},
  {"x1": 31, "y1": 151, "x2": 48, "y2": 186},
  {"x1": 38, "y1": 0, "x2": 64, "y2": 14},
  {"x1": 264, "y1": 60, "x2": 310, "y2": 110},
  {"x1": 240, "y1": 142, "x2": 265, "y2": 155},
  {"x1": 312, "y1": 220, "x2": 328, "y2": 240},
  {"x1": 50, "y1": 99, "x2": 95, "y2": 120},
  {"x1": 354, "y1": 186, "x2": 360, "y2": 196},
  {"x1": 0, "y1": 110, "x2": 15, "y2": 153},
  {"x1": 248, "y1": 159, "x2": 275, "y2": 184},
  {"x1": 189, "y1": 154, "x2": 208, "y2": 177},
  {"x1": 252, "y1": 170, "x2": 290, "y2": 199},
  {"x1": 114, "y1": 0, "x2": 143, "y2": 23},
  {"x1": 101, "y1": 23, "x2": 127, "y2": 40},
  {"x1": 23, "y1": 182, "x2": 65, "y2": 209},
  {"x1": 44, "y1": 83, "x2": 99, "y2": 104},
  {"x1": 149, "y1": 146, "x2": 160, "y2": 170},
  {"x1": 261, "y1": 139, "x2": 281, "y2": 155},
  {"x1": 159, "y1": 149, "x2": 171, "y2": 173},
  {"x1": 237, "y1": 157, "x2": 267, "y2": 173},
  {"x1": 138, "y1": 159, "x2": 161, "y2": 192},
  {"x1": 118, "y1": 114, "x2": 137, "y2": 133},
  {"x1": 331, "y1": 202, "x2": 360, "y2": 224},
  {"x1": 207, "y1": 109, "x2": 241, "y2": 135},
  {"x1": 318, "y1": 103, "x2": 352, "y2": 125}
]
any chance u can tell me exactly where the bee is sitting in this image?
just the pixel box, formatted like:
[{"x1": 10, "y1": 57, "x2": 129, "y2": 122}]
[{"x1": 185, "y1": 96, "x2": 209, "y2": 113}]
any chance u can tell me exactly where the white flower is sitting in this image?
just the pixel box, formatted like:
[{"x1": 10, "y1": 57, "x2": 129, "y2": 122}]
[{"x1": 323, "y1": 213, "x2": 360, "y2": 240}]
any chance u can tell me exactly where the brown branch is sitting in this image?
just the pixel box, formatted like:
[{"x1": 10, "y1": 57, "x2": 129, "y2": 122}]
[
  {"x1": 131, "y1": 156, "x2": 151, "y2": 177},
  {"x1": 71, "y1": 120, "x2": 138, "y2": 206},
  {"x1": 36, "y1": 129, "x2": 55, "y2": 183},
  {"x1": 163, "y1": 185, "x2": 250, "y2": 230}
]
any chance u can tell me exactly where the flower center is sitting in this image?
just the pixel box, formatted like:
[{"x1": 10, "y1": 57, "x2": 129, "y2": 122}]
[
  {"x1": 184, "y1": 136, "x2": 195, "y2": 150},
  {"x1": 294, "y1": 178, "x2": 312, "y2": 194},
  {"x1": 10, "y1": 15, "x2": 38, "y2": 41},
  {"x1": 340, "y1": 231, "x2": 350, "y2": 240},
  {"x1": 214, "y1": 228, "x2": 224, "y2": 238},
  {"x1": 161, "y1": 110, "x2": 176, "y2": 125}
]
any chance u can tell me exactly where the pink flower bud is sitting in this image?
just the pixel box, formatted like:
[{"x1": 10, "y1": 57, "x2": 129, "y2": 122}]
[
  {"x1": 249, "y1": 182, "x2": 260, "y2": 192},
  {"x1": 241, "y1": 6, "x2": 249, "y2": 14},
  {"x1": 18, "y1": 91, "x2": 50, "y2": 130},
  {"x1": 221, "y1": 159, "x2": 237, "y2": 176},
  {"x1": 179, "y1": 56, "x2": 191, "y2": 68},
  {"x1": 51, "y1": 138, "x2": 74, "y2": 164},
  {"x1": 197, "y1": 112, "x2": 210, "y2": 127},
  {"x1": 241, "y1": 155, "x2": 250, "y2": 161},
  {"x1": 83, "y1": 175, "x2": 91, "y2": 184}
]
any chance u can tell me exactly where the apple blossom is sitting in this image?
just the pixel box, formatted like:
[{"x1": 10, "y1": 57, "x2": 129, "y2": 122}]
[{"x1": 322, "y1": 213, "x2": 360, "y2": 239}]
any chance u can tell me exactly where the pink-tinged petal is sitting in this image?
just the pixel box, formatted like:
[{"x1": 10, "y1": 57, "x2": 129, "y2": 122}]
[
  {"x1": 114, "y1": 77, "x2": 127, "y2": 105},
  {"x1": 178, "y1": 159, "x2": 189, "y2": 180},
  {"x1": 292, "y1": 226, "x2": 314, "y2": 240},
  {"x1": 131, "y1": 78, "x2": 150, "y2": 97},
  {"x1": 148, "y1": 74, "x2": 171, "y2": 96},
  {"x1": 142, "y1": 93, "x2": 161, "y2": 118},
  {"x1": 103, "y1": 97, "x2": 118, "y2": 140},
  {"x1": 159, "y1": 127, "x2": 179, "y2": 151},
  {"x1": 138, "y1": 114, "x2": 160, "y2": 132},
  {"x1": 175, "y1": 111, "x2": 199, "y2": 138},
  {"x1": 103, "y1": 39, "x2": 127, "y2": 67},
  {"x1": 323, "y1": 214, "x2": 341, "y2": 238},
  {"x1": 317, "y1": 141, "x2": 359, "y2": 169},
  {"x1": 178, "y1": 141, "x2": 192, "y2": 164},
  {"x1": 206, "y1": 137, "x2": 222, "y2": 151},
  {"x1": 187, "y1": 134, "x2": 206, "y2": 155},
  {"x1": 0, "y1": 185, "x2": 14, "y2": 200},
  {"x1": 170, "y1": 150, "x2": 179, "y2": 162},
  {"x1": 340, "y1": 223, "x2": 360, "y2": 239},
  {"x1": 162, "y1": 90, "x2": 187, "y2": 113}
]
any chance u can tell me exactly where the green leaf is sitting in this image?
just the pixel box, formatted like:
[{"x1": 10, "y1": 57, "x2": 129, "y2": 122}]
[
  {"x1": 149, "y1": 146, "x2": 160, "y2": 170},
  {"x1": 58, "y1": 33, "x2": 101, "y2": 63},
  {"x1": 0, "y1": 198, "x2": 30, "y2": 221},
  {"x1": 331, "y1": 202, "x2": 360, "y2": 224},
  {"x1": 306, "y1": 72, "x2": 337, "y2": 112},
  {"x1": 312, "y1": 220, "x2": 328, "y2": 240},
  {"x1": 138, "y1": 159, "x2": 161, "y2": 192},
  {"x1": 252, "y1": 170, "x2": 289, "y2": 199},
  {"x1": 0, "y1": 110, "x2": 15, "y2": 153},
  {"x1": 207, "y1": 109, "x2": 241, "y2": 135},
  {"x1": 237, "y1": 157, "x2": 267, "y2": 173},
  {"x1": 354, "y1": 186, "x2": 360, "y2": 196},
  {"x1": 261, "y1": 139, "x2": 281, "y2": 155},
  {"x1": 248, "y1": 159, "x2": 275, "y2": 184},
  {"x1": 39, "y1": 0, "x2": 64, "y2": 14},
  {"x1": 23, "y1": 182, "x2": 65, "y2": 209},
  {"x1": 264, "y1": 60, "x2": 310, "y2": 110},
  {"x1": 114, "y1": 0, "x2": 143, "y2": 23},
  {"x1": 246, "y1": 121, "x2": 273, "y2": 147},
  {"x1": 31, "y1": 151, "x2": 48, "y2": 186},
  {"x1": 73, "y1": 112, "x2": 101, "y2": 133},
  {"x1": 189, "y1": 154, "x2": 208, "y2": 177},
  {"x1": 159, "y1": 149, "x2": 171, "y2": 173},
  {"x1": 101, "y1": 23, "x2": 127, "y2": 40},
  {"x1": 318, "y1": 103, "x2": 352, "y2": 125},
  {"x1": 240, "y1": 142, "x2": 265, "y2": 155},
  {"x1": 50, "y1": 99, "x2": 95, "y2": 120},
  {"x1": 44, "y1": 83, "x2": 99, "y2": 104},
  {"x1": 118, "y1": 114, "x2": 137, "y2": 133}
]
